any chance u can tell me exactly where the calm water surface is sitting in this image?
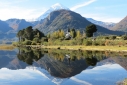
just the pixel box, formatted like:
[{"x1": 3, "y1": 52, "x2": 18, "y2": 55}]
[{"x1": 0, "y1": 48, "x2": 127, "y2": 85}]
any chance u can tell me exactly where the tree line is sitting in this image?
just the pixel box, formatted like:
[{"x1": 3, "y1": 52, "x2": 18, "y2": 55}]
[{"x1": 14, "y1": 24, "x2": 127, "y2": 46}]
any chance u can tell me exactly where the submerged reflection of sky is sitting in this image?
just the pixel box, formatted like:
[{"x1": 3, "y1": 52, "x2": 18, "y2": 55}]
[
  {"x1": 0, "y1": 64, "x2": 127, "y2": 85},
  {"x1": 0, "y1": 68, "x2": 55, "y2": 85},
  {"x1": 68, "y1": 64, "x2": 127, "y2": 85}
]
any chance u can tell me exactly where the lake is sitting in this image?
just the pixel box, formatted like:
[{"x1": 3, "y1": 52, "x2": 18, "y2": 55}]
[{"x1": 0, "y1": 47, "x2": 127, "y2": 85}]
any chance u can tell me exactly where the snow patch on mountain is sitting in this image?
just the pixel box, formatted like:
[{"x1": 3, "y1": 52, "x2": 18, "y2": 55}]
[
  {"x1": 86, "y1": 18, "x2": 116, "y2": 29},
  {"x1": 37, "y1": 3, "x2": 69, "y2": 21}
]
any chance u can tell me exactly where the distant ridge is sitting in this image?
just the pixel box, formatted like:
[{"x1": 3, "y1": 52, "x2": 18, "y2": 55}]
[
  {"x1": 87, "y1": 18, "x2": 116, "y2": 29},
  {"x1": 111, "y1": 16, "x2": 127, "y2": 32},
  {"x1": 6, "y1": 19, "x2": 34, "y2": 31}
]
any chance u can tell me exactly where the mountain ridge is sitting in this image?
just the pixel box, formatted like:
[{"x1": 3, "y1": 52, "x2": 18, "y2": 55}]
[
  {"x1": 111, "y1": 16, "x2": 127, "y2": 32},
  {"x1": 34, "y1": 9, "x2": 124, "y2": 35},
  {"x1": 86, "y1": 18, "x2": 116, "y2": 29}
]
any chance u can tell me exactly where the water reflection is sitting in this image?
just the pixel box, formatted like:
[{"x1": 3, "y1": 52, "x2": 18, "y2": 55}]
[
  {"x1": 17, "y1": 48, "x2": 44, "y2": 65},
  {"x1": 0, "y1": 48, "x2": 127, "y2": 85}
]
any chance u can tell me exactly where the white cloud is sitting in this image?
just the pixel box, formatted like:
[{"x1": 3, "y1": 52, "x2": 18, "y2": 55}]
[
  {"x1": 0, "y1": 1, "x2": 47, "y2": 21},
  {"x1": 70, "y1": 0, "x2": 97, "y2": 11}
]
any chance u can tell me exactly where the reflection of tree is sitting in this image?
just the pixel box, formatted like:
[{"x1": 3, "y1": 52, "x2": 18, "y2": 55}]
[
  {"x1": 85, "y1": 57, "x2": 98, "y2": 66},
  {"x1": 17, "y1": 47, "x2": 44, "y2": 65},
  {"x1": 46, "y1": 49, "x2": 108, "y2": 66}
]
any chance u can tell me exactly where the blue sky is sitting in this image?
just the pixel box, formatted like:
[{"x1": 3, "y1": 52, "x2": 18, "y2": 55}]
[{"x1": 0, "y1": 0, "x2": 127, "y2": 23}]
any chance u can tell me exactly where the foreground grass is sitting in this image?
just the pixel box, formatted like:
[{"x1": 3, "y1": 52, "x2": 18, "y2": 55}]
[
  {"x1": 0, "y1": 44, "x2": 16, "y2": 50},
  {"x1": 41, "y1": 45, "x2": 127, "y2": 52}
]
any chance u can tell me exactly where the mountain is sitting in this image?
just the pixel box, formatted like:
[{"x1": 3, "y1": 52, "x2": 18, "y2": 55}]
[
  {"x1": 87, "y1": 18, "x2": 116, "y2": 29},
  {"x1": 37, "y1": 3, "x2": 69, "y2": 21},
  {"x1": 37, "y1": 3, "x2": 116, "y2": 30},
  {"x1": 34, "y1": 9, "x2": 124, "y2": 35},
  {"x1": 111, "y1": 16, "x2": 127, "y2": 32},
  {"x1": 6, "y1": 19, "x2": 34, "y2": 31},
  {"x1": 0, "y1": 20, "x2": 12, "y2": 32},
  {"x1": 0, "y1": 20, "x2": 17, "y2": 40}
]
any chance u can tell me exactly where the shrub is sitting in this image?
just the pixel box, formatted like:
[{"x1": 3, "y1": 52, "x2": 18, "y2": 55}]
[
  {"x1": 83, "y1": 39, "x2": 92, "y2": 46},
  {"x1": 92, "y1": 41, "x2": 99, "y2": 46},
  {"x1": 33, "y1": 38, "x2": 40, "y2": 43},
  {"x1": 12, "y1": 42, "x2": 18, "y2": 46},
  {"x1": 23, "y1": 40, "x2": 31, "y2": 45},
  {"x1": 121, "y1": 35, "x2": 127, "y2": 40},
  {"x1": 31, "y1": 41, "x2": 36, "y2": 45}
]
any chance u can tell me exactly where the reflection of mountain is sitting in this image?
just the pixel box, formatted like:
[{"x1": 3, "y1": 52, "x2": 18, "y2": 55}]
[
  {"x1": 110, "y1": 57, "x2": 127, "y2": 70},
  {"x1": 95, "y1": 56, "x2": 127, "y2": 71},
  {"x1": 0, "y1": 50, "x2": 29, "y2": 69},
  {"x1": 7, "y1": 58, "x2": 28, "y2": 70},
  {"x1": 0, "y1": 50, "x2": 17, "y2": 69},
  {"x1": 36, "y1": 55, "x2": 88, "y2": 78},
  {"x1": 29, "y1": 67, "x2": 68, "y2": 85}
]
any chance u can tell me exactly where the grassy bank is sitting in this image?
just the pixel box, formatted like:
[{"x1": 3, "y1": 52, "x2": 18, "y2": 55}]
[
  {"x1": 0, "y1": 44, "x2": 16, "y2": 50},
  {"x1": 41, "y1": 45, "x2": 127, "y2": 52}
]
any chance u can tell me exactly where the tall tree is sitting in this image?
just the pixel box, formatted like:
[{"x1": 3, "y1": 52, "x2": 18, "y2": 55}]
[
  {"x1": 33, "y1": 29, "x2": 45, "y2": 39},
  {"x1": 17, "y1": 30, "x2": 24, "y2": 42},
  {"x1": 25, "y1": 26, "x2": 33, "y2": 40},
  {"x1": 85, "y1": 24, "x2": 97, "y2": 37},
  {"x1": 70, "y1": 28, "x2": 76, "y2": 38}
]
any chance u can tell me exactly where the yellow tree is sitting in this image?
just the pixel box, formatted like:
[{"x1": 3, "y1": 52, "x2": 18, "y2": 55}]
[
  {"x1": 59, "y1": 29, "x2": 65, "y2": 38},
  {"x1": 76, "y1": 30, "x2": 81, "y2": 39}
]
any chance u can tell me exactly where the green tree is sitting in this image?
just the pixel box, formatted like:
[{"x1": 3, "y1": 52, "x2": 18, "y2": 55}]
[
  {"x1": 25, "y1": 26, "x2": 33, "y2": 40},
  {"x1": 33, "y1": 29, "x2": 45, "y2": 39},
  {"x1": 17, "y1": 30, "x2": 22, "y2": 42},
  {"x1": 85, "y1": 24, "x2": 97, "y2": 37},
  {"x1": 70, "y1": 28, "x2": 76, "y2": 38}
]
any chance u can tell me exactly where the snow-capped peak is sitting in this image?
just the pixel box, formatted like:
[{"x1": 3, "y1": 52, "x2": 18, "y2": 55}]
[
  {"x1": 36, "y1": 3, "x2": 69, "y2": 21},
  {"x1": 51, "y1": 3, "x2": 69, "y2": 10}
]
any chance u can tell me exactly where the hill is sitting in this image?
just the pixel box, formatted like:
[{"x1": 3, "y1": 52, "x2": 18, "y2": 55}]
[
  {"x1": 87, "y1": 18, "x2": 115, "y2": 29},
  {"x1": 34, "y1": 9, "x2": 124, "y2": 35},
  {"x1": 6, "y1": 19, "x2": 34, "y2": 31},
  {"x1": 111, "y1": 16, "x2": 127, "y2": 32},
  {"x1": 0, "y1": 20, "x2": 12, "y2": 32}
]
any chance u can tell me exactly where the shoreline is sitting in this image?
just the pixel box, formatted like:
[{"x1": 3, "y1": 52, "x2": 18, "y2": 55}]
[
  {"x1": 0, "y1": 44, "x2": 15, "y2": 50},
  {"x1": 41, "y1": 45, "x2": 127, "y2": 52},
  {"x1": 1, "y1": 44, "x2": 127, "y2": 52}
]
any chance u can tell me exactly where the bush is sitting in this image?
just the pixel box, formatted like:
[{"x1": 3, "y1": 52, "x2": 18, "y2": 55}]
[
  {"x1": 122, "y1": 35, "x2": 127, "y2": 40},
  {"x1": 12, "y1": 42, "x2": 18, "y2": 46},
  {"x1": 109, "y1": 35, "x2": 116, "y2": 40},
  {"x1": 23, "y1": 40, "x2": 31, "y2": 45},
  {"x1": 92, "y1": 41, "x2": 99, "y2": 46},
  {"x1": 33, "y1": 38, "x2": 40, "y2": 43},
  {"x1": 83, "y1": 39, "x2": 92, "y2": 46},
  {"x1": 31, "y1": 41, "x2": 36, "y2": 45}
]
